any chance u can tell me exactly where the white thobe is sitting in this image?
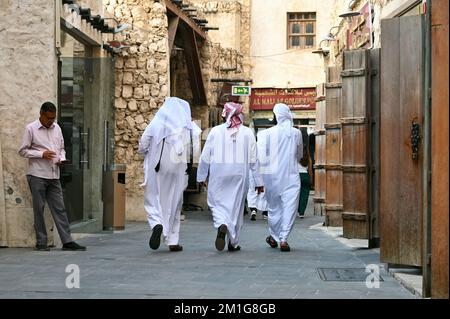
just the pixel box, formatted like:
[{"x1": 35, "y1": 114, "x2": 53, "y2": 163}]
[
  {"x1": 197, "y1": 124, "x2": 263, "y2": 247},
  {"x1": 139, "y1": 128, "x2": 196, "y2": 246},
  {"x1": 247, "y1": 169, "x2": 268, "y2": 211},
  {"x1": 257, "y1": 124, "x2": 302, "y2": 243}
]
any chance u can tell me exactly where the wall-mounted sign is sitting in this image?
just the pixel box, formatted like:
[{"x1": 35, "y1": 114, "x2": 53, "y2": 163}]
[
  {"x1": 231, "y1": 85, "x2": 251, "y2": 96},
  {"x1": 250, "y1": 88, "x2": 316, "y2": 110},
  {"x1": 347, "y1": 1, "x2": 373, "y2": 50},
  {"x1": 333, "y1": 1, "x2": 373, "y2": 57}
]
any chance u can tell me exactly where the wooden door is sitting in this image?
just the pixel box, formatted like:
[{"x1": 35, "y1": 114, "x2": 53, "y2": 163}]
[
  {"x1": 340, "y1": 49, "x2": 371, "y2": 239},
  {"x1": 431, "y1": 0, "x2": 449, "y2": 298},
  {"x1": 313, "y1": 83, "x2": 326, "y2": 216},
  {"x1": 380, "y1": 15, "x2": 424, "y2": 267},
  {"x1": 324, "y1": 67, "x2": 343, "y2": 226}
]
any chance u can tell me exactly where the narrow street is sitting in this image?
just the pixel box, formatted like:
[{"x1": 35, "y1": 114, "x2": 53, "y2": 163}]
[{"x1": 0, "y1": 197, "x2": 415, "y2": 299}]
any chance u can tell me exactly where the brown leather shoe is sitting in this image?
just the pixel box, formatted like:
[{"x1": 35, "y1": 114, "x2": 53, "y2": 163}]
[
  {"x1": 169, "y1": 245, "x2": 183, "y2": 252},
  {"x1": 280, "y1": 241, "x2": 290, "y2": 252}
]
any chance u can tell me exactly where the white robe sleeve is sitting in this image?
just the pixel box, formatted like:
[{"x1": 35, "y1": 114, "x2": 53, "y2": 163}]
[
  {"x1": 196, "y1": 129, "x2": 213, "y2": 183},
  {"x1": 191, "y1": 121, "x2": 202, "y2": 166},
  {"x1": 249, "y1": 133, "x2": 264, "y2": 188},
  {"x1": 138, "y1": 125, "x2": 153, "y2": 155}
]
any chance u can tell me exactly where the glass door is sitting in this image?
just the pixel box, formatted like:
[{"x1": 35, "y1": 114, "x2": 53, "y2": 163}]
[{"x1": 58, "y1": 57, "x2": 91, "y2": 223}]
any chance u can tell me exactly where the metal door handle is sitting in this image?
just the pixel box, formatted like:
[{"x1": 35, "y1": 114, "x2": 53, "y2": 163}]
[{"x1": 411, "y1": 120, "x2": 421, "y2": 160}]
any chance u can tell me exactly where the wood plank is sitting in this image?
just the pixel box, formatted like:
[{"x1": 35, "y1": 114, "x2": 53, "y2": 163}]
[
  {"x1": 314, "y1": 83, "x2": 327, "y2": 216},
  {"x1": 431, "y1": 0, "x2": 449, "y2": 298},
  {"x1": 325, "y1": 66, "x2": 342, "y2": 226},
  {"x1": 340, "y1": 117, "x2": 366, "y2": 124},
  {"x1": 165, "y1": 0, "x2": 207, "y2": 40},
  {"x1": 398, "y1": 15, "x2": 423, "y2": 266},
  {"x1": 380, "y1": 15, "x2": 424, "y2": 266},
  {"x1": 370, "y1": 48, "x2": 381, "y2": 245},
  {"x1": 180, "y1": 26, "x2": 207, "y2": 105},
  {"x1": 380, "y1": 17, "x2": 401, "y2": 264},
  {"x1": 168, "y1": 16, "x2": 179, "y2": 53}
]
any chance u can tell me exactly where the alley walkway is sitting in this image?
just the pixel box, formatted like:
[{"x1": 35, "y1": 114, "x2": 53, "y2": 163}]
[{"x1": 0, "y1": 199, "x2": 416, "y2": 299}]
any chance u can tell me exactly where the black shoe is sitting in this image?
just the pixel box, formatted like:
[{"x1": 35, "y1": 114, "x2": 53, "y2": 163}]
[
  {"x1": 228, "y1": 242, "x2": 241, "y2": 252},
  {"x1": 34, "y1": 244, "x2": 50, "y2": 251},
  {"x1": 215, "y1": 224, "x2": 227, "y2": 251},
  {"x1": 169, "y1": 245, "x2": 183, "y2": 252},
  {"x1": 149, "y1": 224, "x2": 163, "y2": 250},
  {"x1": 62, "y1": 242, "x2": 86, "y2": 251}
]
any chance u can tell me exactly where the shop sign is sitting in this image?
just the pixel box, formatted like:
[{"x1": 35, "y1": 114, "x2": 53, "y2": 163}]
[{"x1": 250, "y1": 88, "x2": 316, "y2": 110}]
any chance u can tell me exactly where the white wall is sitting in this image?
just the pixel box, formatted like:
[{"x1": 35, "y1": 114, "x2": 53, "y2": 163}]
[{"x1": 250, "y1": 0, "x2": 334, "y2": 88}]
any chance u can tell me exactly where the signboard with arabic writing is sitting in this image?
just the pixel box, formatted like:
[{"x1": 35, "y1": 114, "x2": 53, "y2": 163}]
[
  {"x1": 333, "y1": 1, "x2": 373, "y2": 57},
  {"x1": 250, "y1": 88, "x2": 316, "y2": 111},
  {"x1": 347, "y1": 1, "x2": 373, "y2": 50}
]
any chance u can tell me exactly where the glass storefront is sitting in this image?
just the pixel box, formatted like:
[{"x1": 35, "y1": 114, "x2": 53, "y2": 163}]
[{"x1": 58, "y1": 30, "x2": 115, "y2": 225}]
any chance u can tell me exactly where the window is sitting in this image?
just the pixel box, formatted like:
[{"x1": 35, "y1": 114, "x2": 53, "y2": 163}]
[{"x1": 287, "y1": 12, "x2": 316, "y2": 49}]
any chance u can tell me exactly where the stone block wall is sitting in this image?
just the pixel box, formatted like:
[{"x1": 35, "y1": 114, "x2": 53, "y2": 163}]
[{"x1": 104, "y1": 0, "x2": 170, "y2": 218}]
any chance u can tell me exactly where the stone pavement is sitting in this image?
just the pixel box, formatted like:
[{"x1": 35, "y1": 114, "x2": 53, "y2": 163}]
[{"x1": 0, "y1": 199, "x2": 416, "y2": 299}]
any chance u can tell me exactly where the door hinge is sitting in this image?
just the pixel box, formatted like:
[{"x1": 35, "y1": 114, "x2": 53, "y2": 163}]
[
  {"x1": 428, "y1": 171, "x2": 432, "y2": 184},
  {"x1": 427, "y1": 254, "x2": 432, "y2": 265}
]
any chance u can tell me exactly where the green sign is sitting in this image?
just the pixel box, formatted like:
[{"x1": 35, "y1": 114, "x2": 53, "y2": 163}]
[{"x1": 232, "y1": 85, "x2": 251, "y2": 96}]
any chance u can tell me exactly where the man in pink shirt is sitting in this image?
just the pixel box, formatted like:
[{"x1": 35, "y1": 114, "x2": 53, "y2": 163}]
[{"x1": 18, "y1": 102, "x2": 86, "y2": 251}]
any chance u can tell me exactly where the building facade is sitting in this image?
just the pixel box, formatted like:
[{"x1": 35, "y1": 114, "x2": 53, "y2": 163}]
[{"x1": 249, "y1": 0, "x2": 337, "y2": 131}]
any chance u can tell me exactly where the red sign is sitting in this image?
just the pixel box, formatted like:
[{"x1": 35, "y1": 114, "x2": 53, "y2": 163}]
[
  {"x1": 250, "y1": 88, "x2": 316, "y2": 111},
  {"x1": 347, "y1": 1, "x2": 373, "y2": 50}
]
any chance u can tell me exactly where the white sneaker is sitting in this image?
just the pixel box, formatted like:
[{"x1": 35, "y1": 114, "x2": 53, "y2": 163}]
[{"x1": 250, "y1": 211, "x2": 257, "y2": 221}]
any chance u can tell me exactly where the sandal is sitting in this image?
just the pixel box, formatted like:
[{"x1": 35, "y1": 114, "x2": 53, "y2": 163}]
[
  {"x1": 280, "y1": 241, "x2": 290, "y2": 252},
  {"x1": 266, "y1": 235, "x2": 278, "y2": 248}
]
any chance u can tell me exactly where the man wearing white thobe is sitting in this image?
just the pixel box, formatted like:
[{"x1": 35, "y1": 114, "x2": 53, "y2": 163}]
[
  {"x1": 138, "y1": 97, "x2": 201, "y2": 252},
  {"x1": 197, "y1": 102, "x2": 264, "y2": 251},
  {"x1": 257, "y1": 103, "x2": 302, "y2": 252}
]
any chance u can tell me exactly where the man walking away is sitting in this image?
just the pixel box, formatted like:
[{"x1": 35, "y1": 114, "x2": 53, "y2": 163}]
[
  {"x1": 197, "y1": 102, "x2": 264, "y2": 252},
  {"x1": 138, "y1": 97, "x2": 201, "y2": 252},
  {"x1": 257, "y1": 103, "x2": 302, "y2": 252}
]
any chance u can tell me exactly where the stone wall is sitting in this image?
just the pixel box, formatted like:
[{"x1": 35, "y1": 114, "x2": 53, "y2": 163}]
[
  {"x1": 190, "y1": 0, "x2": 252, "y2": 116},
  {"x1": 104, "y1": 0, "x2": 170, "y2": 219}
]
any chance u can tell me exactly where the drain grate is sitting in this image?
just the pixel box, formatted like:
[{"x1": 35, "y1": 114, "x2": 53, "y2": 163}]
[{"x1": 317, "y1": 268, "x2": 384, "y2": 282}]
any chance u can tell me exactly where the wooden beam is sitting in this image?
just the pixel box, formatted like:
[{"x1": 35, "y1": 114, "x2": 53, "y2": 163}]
[
  {"x1": 168, "y1": 16, "x2": 179, "y2": 53},
  {"x1": 180, "y1": 26, "x2": 206, "y2": 105},
  {"x1": 165, "y1": 0, "x2": 207, "y2": 40}
]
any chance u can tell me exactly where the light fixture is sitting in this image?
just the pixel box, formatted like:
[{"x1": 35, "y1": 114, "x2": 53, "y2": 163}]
[
  {"x1": 311, "y1": 47, "x2": 329, "y2": 57},
  {"x1": 311, "y1": 39, "x2": 330, "y2": 57},
  {"x1": 339, "y1": 0, "x2": 361, "y2": 18},
  {"x1": 113, "y1": 23, "x2": 129, "y2": 34},
  {"x1": 106, "y1": 40, "x2": 131, "y2": 54}
]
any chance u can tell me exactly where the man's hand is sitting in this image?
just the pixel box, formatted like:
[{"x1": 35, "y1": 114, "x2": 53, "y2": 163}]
[
  {"x1": 42, "y1": 150, "x2": 56, "y2": 160},
  {"x1": 256, "y1": 186, "x2": 264, "y2": 194},
  {"x1": 198, "y1": 181, "x2": 208, "y2": 189}
]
